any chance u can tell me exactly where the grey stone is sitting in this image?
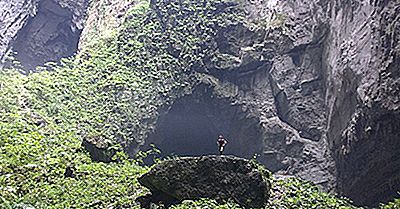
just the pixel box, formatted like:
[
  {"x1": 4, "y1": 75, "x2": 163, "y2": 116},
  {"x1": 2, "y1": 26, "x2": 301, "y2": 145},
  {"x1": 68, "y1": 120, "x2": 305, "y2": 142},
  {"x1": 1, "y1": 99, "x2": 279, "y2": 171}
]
[
  {"x1": 2, "y1": 0, "x2": 399, "y2": 206},
  {"x1": 143, "y1": 0, "x2": 399, "y2": 206},
  {"x1": 0, "y1": 0, "x2": 88, "y2": 72},
  {"x1": 138, "y1": 155, "x2": 271, "y2": 208}
]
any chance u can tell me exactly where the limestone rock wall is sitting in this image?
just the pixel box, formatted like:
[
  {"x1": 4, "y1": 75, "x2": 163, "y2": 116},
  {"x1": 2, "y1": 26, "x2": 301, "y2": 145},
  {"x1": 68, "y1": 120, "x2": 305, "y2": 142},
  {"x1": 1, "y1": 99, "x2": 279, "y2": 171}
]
[
  {"x1": 1, "y1": 0, "x2": 399, "y2": 206},
  {"x1": 326, "y1": 0, "x2": 400, "y2": 206},
  {"x1": 0, "y1": 0, "x2": 38, "y2": 63},
  {"x1": 78, "y1": 0, "x2": 134, "y2": 48},
  {"x1": 144, "y1": 0, "x2": 399, "y2": 205},
  {"x1": 0, "y1": 0, "x2": 87, "y2": 72},
  {"x1": 261, "y1": 0, "x2": 335, "y2": 189},
  {"x1": 144, "y1": 0, "x2": 337, "y2": 191}
]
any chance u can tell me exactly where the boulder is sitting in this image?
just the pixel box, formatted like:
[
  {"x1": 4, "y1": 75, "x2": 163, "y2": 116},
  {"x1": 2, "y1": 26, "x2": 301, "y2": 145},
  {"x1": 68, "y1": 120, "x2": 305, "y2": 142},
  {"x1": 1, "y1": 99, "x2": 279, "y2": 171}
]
[{"x1": 138, "y1": 155, "x2": 271, "y2": 208}]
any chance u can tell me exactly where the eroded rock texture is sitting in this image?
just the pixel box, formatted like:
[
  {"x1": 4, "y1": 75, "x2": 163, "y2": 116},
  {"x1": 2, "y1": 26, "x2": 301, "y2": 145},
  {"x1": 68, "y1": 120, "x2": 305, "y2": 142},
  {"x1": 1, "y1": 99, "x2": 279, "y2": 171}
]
[
  {"x1": 138, "y1": 155, "x2": 270, "y2": 208},
  {"x1": 0, "y1": 0, "x2": 38, "y2": 64},
  {"x1": 79, "y1": 0, "x2": 134, "y2": 48},
  {"x1": 0, "y1": 0, "x2": 87, "y2": 72},
  {"x1": 143, "y1": 0, "x2": 399, "y2": 206},
  {"x1": 327, "y1": 0, "x2": 400, "y2": 206},
  {"x1": 2, "y1": 0, "x2": 398, "y2": 206},
  {"x1": 145, "y1": 0, "x2": 336, "y2": 192}
]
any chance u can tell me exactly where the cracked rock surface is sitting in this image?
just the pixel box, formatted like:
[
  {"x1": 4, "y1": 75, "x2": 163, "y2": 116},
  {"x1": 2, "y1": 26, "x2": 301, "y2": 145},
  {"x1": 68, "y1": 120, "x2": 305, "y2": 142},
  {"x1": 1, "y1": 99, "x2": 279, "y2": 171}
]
[
  {"x1": 144, "y1": 0, "x2": 399, "y2": 206},
  {"x1": 0, "y1": 0, "x2": 87, "y2": 72},
  {"x1": 138, "y1": 155, "x2": 271, "y2": 208},
  {"x1": 1, "y1": 0, "x2": 398, "y2": 206}
]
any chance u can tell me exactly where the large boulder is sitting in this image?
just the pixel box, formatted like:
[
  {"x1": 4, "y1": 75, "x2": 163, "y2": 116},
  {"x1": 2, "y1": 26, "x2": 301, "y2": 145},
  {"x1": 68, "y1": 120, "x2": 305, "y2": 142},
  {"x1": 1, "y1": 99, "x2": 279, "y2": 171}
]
[{"x1": 138, "y1": 155, "x2": 271, "y2": 208}]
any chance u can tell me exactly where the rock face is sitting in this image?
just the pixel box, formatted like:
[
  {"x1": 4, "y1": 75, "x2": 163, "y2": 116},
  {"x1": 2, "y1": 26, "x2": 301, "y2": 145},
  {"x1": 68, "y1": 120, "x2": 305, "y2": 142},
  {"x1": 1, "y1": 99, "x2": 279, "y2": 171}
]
[
  {"x1": 326, "y1": 0, "x2": 400, "y2": 206},
  {"x1": 1, "y1": 0, "x2": 398, "y2": 206},
  {"x1": 145, "y1": 0, "x2": 336, "y2": 192},
  {"x1": 0, "y1": 0, "x2": 37, "y2": 63},
  {"x1": 78, "y1": 0, "x2": 134, "y2": 48},
  {"x1": 138, "y1": 155, "x2": 271, "y2": 208},
  {"x1": 143, "y1": 0, "x2": 399, "y2": 206},
  {"x1": 0, "y1": 0, "x2": 87, "y2": 72}
]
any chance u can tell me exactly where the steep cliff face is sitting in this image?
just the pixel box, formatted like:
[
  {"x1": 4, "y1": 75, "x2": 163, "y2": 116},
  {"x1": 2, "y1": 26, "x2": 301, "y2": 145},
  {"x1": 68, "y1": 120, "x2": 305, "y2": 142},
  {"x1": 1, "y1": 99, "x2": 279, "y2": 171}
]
[
  {"x1": 0, "y1": 0, "x2": 87, "y2": 72},
  {"x1": 79, "y1": 0, "x2": 134, "y2": 48},
  {"x1": 0, "y1": 0, "x2": 38, "y2": 64},
  {"x1": 142, "y1": 0, "x2": 399, "y2": 205},
  {"x1": 144, "y1": 0, "x2": 336, "y2": 190},
  {"x1": 0, "y1": 0, "x2": 398, "y2": 206},
  {"x1": 326, "y1": 0, "x2": 400, "y2": 206}
]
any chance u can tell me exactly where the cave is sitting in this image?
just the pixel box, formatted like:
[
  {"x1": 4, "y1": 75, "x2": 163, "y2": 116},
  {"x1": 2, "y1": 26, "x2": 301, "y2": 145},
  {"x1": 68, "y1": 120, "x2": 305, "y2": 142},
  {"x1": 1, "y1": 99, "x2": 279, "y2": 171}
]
[
  {"x1": 146, "y1": 85, "x2": 264, "y2": 159},
  {"x1": 337, "y1": 113, "x2": 400, "y2": 207},
  {"x1": 13, "y1": 0, "x2": 82, "y2": 72}
]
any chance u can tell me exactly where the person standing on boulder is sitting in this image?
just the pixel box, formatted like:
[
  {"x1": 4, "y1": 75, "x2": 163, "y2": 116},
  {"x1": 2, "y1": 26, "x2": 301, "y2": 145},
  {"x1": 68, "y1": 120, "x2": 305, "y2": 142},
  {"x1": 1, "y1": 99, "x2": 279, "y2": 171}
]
[{"x1": 217, "y1": 135, "x2": 228, "y2": 155}]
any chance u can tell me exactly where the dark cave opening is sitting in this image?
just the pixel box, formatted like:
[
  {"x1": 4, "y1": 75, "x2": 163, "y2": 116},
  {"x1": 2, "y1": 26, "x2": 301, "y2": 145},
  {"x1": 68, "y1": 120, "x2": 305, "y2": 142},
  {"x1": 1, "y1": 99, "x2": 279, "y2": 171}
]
[
  {"x1": 13, "y1": 0, "x2": 82, "y2": 72},
  {"x1": 338, "y1": 113, "x2": 400, "y2": 207},
  {"x1": 146, "y1": 86, "x2": 263, "y2": 158},
  {"x1": 151, "y1": 100, "x2": 220, "y2": 156}
]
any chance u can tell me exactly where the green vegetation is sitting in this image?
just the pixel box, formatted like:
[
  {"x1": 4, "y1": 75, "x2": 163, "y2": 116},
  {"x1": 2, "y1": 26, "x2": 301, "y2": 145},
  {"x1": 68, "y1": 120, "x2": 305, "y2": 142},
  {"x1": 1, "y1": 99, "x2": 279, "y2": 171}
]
[
  {"x1": 145, "y1": 176, "x2": 361, "y2": 209},
  {"x1": 267, "y1": 178, "x2": 359, "y2": 209},
  {"x1": 0, "y1": 0, "x2": 245, "y2": 207},
  {"x1": 0, "y1": 68, "x2": 149, "y2": 208},
  {"x1": 381, "y1": 198, "x2": 400, "y2": 209},
  {"x1": 1, "y1": 0, "x2": 397, "y2": 208}
]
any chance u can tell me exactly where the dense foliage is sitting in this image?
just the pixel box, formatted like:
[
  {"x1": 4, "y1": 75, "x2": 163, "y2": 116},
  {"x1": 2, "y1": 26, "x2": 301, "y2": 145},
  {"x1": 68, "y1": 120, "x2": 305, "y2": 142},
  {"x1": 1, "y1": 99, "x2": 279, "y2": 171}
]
[
  {"x1": 267, "y1": 178, "x2": 360, "y2": 209},
  {"x1": 0, "y1": 69, "x2": 149, "y2": 208},
  {"x1": 381, "y1": 198, "x2": 400, "y2": 209},
  {"x1": 0, "y1": 0, "x2": 244, "y2": 207},
  {"x1": 1, "y1": 0, "x2": 398, "y2": 208}
]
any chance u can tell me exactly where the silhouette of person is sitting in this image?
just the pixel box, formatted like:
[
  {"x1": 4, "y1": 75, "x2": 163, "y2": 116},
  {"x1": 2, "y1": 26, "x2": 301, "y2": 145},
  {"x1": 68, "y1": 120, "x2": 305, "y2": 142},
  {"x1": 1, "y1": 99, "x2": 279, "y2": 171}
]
[{"x1": 217, "y1": 135, "x2": 228, "y2": 155}]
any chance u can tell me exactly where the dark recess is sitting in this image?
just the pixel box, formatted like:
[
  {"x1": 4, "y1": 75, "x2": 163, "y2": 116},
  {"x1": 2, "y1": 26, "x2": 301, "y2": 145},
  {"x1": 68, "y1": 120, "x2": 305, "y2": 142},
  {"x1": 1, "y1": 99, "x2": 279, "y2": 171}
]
[
  {"x1": 146, "y1": 86, "x2": 263, "y2": 159},
  {"x1": 337, "y1": 113, "x2": 400, "y2": 207},
  {"x1": 13, "y1": 0, "x2": 82, "y2": 72}
]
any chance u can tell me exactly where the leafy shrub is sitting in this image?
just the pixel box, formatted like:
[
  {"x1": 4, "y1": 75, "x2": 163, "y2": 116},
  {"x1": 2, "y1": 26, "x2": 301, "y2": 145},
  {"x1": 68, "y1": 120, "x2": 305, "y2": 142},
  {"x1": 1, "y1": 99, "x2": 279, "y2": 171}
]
[
  {"x1": 267, "y1": 177, "x2": 361, "y2": 209},
  {"x1": 171, "y1": 198, "x2": 242, "y2": 209},
  {"x1": 380, "y1": 197, "x2": 400, "y2": 209}
]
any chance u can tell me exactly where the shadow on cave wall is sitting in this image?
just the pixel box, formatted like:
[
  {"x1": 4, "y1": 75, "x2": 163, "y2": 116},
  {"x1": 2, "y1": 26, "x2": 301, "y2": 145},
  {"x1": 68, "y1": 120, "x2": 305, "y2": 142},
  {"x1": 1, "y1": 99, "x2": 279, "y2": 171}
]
[
  {"x1": 337, "y1": 112, "x2": 400, "y2": 207},
  {"x1": 13, "y1": 0, "x2": 82, "y2": 72},
  {"x1": 145, "y1": 85, "x2": 263, "y2": 159}
]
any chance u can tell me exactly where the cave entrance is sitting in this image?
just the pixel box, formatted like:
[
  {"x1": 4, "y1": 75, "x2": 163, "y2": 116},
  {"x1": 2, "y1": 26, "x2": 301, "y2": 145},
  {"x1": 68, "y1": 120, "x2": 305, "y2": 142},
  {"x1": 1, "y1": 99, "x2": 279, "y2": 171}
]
[
  {"x1": 338, "y1": 113, "x2": 400, "y2": 207},
  {"x1": 13, "y1": 0, "x2": 82, "y2": 72},
  {"x1": 146, "y1": 86, "x2": 263, "y2": 158}
]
